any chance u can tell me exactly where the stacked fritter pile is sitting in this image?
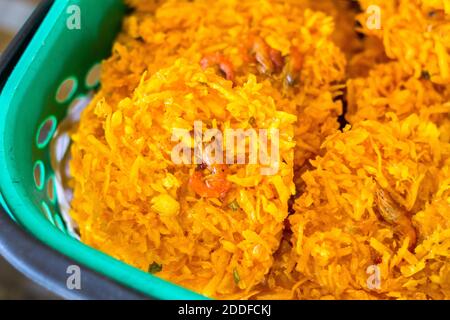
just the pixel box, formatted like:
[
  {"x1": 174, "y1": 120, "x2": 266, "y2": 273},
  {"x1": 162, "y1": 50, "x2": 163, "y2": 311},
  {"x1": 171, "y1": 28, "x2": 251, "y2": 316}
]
[
  {"x1": 280, "y1": 0, "x2": 450, "y2": 300},
  {"x1": 69, "y1": 0, "x2": 450, "y2": 299}
]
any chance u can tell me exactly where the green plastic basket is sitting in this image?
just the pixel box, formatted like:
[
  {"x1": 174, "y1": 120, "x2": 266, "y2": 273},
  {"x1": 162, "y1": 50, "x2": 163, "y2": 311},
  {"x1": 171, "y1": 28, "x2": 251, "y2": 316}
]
[{"x1": 0, "y1": 0, "x2": 206, "y2": 300}]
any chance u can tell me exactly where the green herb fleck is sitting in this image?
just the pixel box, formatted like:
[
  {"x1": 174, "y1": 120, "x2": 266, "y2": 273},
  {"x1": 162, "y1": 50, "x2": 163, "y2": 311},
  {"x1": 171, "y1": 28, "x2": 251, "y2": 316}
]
[
  {"x1": 233, "y1": 268, "x2": 240, "y2": 285},
  {"x1": 228, "y1": 200, "x2": 240, "y2": 211},
  {"x1": 148, "y1": 262, "x2": 163, "y2": 274}
]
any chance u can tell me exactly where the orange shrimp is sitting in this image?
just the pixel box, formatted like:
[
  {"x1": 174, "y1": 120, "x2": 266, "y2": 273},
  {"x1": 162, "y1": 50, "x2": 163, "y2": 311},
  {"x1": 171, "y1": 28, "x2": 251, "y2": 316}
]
[
  {"x1": 376, "y1": 186, "x2": 417, "y2": 250},
  {"x1": 200, "y1": 53, "x2": 235, "y2": 82},
  {"x1": 250, "y1": 36, "x2": 284, "y2": 75},
  {"x1": 283, "y1": 46, "x2": 304, "y2": 87},
  {"x1": 269, "y1": 47, "x2": 285, "y2": 73},
  {"x1": 189, "y1": 164, "x2": 232, "y2": 199}
]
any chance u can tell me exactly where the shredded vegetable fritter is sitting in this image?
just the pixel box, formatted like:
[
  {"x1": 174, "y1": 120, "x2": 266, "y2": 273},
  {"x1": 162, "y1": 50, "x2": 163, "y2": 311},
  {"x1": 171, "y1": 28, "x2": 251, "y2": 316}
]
[{"x1": 67, "y1": 0, "x2": 450, "y2": 299}]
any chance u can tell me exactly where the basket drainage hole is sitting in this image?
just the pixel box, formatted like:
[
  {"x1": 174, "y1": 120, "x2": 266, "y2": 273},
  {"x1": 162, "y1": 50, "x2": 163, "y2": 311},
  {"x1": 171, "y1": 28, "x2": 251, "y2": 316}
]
[
  {"x1": 86, "y1": 63, "x2": 101, "y2": 89},
  {"x1": 36, "y1": 116, "x2": 57, "y2": 149},
  {"x1": 41, "y1": 202, "x2": 55, "y2": 225},
  {"x1": 54, "y1": 214, "x2": 66, "y2": 233},
  {"x1": 56, "y1": 77, "x2": 78, "y2": 103},
  {"x1": 33, "y1": 161, "x2": 45, "y2": 190},
  {"x1": 47, "y1": 176, "x2": 56, "y2": 203}
]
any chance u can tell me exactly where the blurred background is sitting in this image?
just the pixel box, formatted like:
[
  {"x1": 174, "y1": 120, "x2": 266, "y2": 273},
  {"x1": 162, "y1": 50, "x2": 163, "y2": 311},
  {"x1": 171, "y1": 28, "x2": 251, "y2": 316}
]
[
  {"x1": 0, "y1": 0, "x2": 58, "y2": 300},
  {"x1": 0, "y1": 0, "x2": 38, "y2": 53}
]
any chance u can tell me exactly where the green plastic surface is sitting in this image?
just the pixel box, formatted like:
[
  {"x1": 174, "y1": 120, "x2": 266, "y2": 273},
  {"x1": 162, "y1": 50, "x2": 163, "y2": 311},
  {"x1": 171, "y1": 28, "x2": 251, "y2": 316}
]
[{"x1": 0, "y1": 0, "x2": 206, "y2": 300}]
